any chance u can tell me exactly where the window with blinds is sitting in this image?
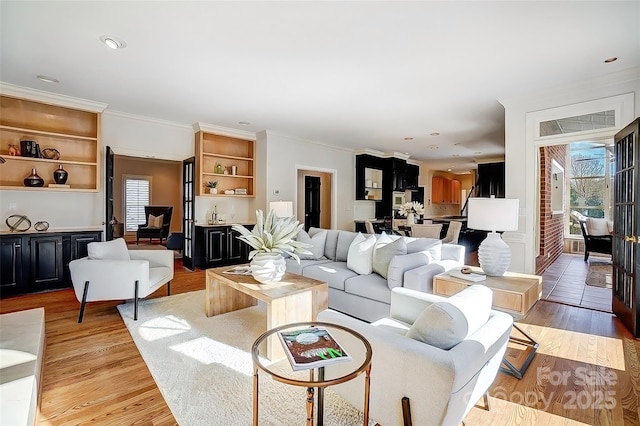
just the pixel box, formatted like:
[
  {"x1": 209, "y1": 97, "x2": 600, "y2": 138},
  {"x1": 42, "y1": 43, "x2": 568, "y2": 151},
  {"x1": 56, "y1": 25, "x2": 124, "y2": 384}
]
[{"x1": 124, "y1": 176, "x2": 151, "y2": 231}]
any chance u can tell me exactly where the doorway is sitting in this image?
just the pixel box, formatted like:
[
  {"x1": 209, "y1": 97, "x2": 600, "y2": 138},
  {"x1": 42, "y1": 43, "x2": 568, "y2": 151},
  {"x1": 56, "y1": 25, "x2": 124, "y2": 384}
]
[{"x1": 297, "y1": 169, "x2": 333, "y2": 230}]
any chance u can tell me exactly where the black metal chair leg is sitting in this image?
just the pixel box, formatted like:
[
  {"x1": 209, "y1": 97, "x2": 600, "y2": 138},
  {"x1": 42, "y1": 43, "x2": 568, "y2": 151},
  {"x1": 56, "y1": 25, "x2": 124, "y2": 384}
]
[
  {"x1": 78, "y1": 281, "x2": 89, "y2": 323},
  {"x1": 134, "y1": 280, "x2": 139, "y2": 320},
  {"x1": 167, "y1": 280, "x2": 171, "y2": 296}
]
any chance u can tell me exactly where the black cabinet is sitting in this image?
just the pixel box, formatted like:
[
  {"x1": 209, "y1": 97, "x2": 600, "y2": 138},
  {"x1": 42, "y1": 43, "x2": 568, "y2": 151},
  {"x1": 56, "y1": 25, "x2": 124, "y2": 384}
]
[
  {"x1": 405, "y1": 164, "x2": 419, "y2": 190},
  {"x1": 195, "y1": 225, "x2": 253, "y2": 268},
  {"x1": 391, "y1": 158, "x2": 406, "y2": 192},
  {"x1": 0, "y1": 230, "x2": 102, "y2": 297},
  {"x1": 477, "y1": 162, "x2": 505, "y2": 198}
]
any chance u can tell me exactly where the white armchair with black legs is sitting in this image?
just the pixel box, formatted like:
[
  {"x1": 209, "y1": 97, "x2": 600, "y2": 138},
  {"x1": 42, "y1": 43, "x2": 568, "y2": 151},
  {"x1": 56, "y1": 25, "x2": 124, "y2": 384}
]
[{"x1": 69, "y1": 238, "x2": 174, "y2": 323}]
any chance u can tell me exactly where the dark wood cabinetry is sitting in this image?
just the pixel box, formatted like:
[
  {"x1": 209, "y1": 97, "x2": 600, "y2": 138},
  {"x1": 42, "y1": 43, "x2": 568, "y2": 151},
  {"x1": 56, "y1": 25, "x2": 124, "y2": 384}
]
[
  {"x1": 0, "y1": 230, "x2": 102, "y2": 296},
  {"x1": 477, "y1": 162, "x2": 505, "y2": 198},
  {"x1": 194, "y1": 225, "x2": 253, "y2": 268}
]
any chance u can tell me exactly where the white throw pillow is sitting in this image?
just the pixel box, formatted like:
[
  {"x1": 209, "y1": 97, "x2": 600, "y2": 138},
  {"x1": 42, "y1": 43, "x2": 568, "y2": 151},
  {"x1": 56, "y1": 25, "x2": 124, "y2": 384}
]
[
  {"x1": 148, "y1": 214, "x2": 163, "y2": 228},
  {"x1": 373, "y1": 237, "x2": 407, "y2": 278},
  {"x1": 346, "y1": 233, "x2": 377, "y2": 275},
  {"x1": 407, "y1": 238, "x2": 442, "y2": 261},
  {"x1": 296, "y1": 229, "x2": 327, "y2": 260},
  {"x1": 586, "y1": 217, "x2": 610, "y2": 236},
  {"x1": 406, "y1": 284, "x2": 493, "y2": 350},
  {"x1": 87, "y1": 238, "x2": 130, "y2": 261}
]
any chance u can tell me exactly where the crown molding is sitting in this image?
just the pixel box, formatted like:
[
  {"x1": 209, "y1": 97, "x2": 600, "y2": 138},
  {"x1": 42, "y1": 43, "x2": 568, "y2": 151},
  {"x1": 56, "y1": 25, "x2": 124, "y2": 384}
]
[
  {"x1": 103, "y1": 109, "x2": 192, "y2": 129},
  {"x1": 355, "y1": 148, "x2": 411, "y2": 161},
  {"x1": 0, "y1": 82, "x2": 108, "y2": 112},
  {"x1": 194, "y1": 122, "x2": 256, "y2": 139}
]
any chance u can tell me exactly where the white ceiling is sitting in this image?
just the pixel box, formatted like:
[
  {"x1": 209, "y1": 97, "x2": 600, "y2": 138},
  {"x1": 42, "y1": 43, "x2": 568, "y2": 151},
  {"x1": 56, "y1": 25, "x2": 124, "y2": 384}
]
[{"x1": 1, "y1": 1, "x2": 639, "y2": 172}]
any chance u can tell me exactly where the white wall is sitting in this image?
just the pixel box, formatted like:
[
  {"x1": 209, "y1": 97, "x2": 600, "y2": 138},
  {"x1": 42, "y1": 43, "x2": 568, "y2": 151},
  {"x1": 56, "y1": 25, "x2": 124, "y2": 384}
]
[
  {"x1": 257, "y1": 131, "x2": 356, "y2": 230},
  {"x1": 501, "y1": 67, "x2": 640, "y2": 274}
]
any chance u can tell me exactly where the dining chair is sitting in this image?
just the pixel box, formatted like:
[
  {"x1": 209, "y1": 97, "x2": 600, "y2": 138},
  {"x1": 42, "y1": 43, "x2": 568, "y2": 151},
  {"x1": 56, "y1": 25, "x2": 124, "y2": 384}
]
[{"x1": 410, "y1": 224, "x2": 443, "y2": 239}]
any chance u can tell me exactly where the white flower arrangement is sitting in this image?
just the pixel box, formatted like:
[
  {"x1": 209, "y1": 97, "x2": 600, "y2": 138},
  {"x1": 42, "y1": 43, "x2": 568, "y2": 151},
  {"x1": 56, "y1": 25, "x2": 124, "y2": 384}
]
[
  {"x1": 232, "y1": 209, "x2": 312, "y2": 263},
  {"x1": 398, "y1": 201, "x2": 425, "y2": 217}
]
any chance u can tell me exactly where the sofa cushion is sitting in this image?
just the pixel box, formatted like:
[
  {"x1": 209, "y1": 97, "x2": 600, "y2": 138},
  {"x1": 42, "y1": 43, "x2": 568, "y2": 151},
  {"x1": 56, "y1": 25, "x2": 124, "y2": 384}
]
[
  {"x1": 407, "y1": 237, "x2": 442, "y2": 261},
  {"x1": 302, "y1": 262, "x2": 358, "y2": 291},
  {"x1": 285, "y1": 258, "x2": 332, "y2": 275},
  {"x1": 296, "y1": 229, "x2": 327, "y2": 260},
  {"x1": 586, "y1": 217, "x2": 611, "y2": 236},
  {"x1": 344, "y1": 274, "x2": 392, "y2": 304},
  {"x1": 347, "y1": 233, "x2": 376, "y2": 275},
  {"x1": 406, "y1": 284, "x2": 493, "y2": 350},
  {"x1": 373, "y1": 237, "x2": 407, "y2": 279},
  {"x1": 87, "y1": 238, "x2": 130, "y2": 261},
  {"x1": 336, "y1": 230, "x2": 358, "y2": 262},
  {"x1": 387, "y1": 252, "x2": 431, "y2": 289}
]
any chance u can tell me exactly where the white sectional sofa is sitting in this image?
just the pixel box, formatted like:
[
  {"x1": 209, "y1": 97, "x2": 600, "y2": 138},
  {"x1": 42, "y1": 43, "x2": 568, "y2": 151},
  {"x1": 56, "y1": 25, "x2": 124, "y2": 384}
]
[{"x1": 285, "y1": 227, "x2": 465, "y2": 322}]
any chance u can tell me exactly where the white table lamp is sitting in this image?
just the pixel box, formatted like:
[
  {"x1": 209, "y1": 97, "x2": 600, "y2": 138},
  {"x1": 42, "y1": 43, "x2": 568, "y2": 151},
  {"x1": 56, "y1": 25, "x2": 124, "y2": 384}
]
[
  {"x1": 467, "y1": 197, "x2": 519, "y2": 276},
  {"x1": 269, "y1": 201, "x2": 293, "y2": 218}
]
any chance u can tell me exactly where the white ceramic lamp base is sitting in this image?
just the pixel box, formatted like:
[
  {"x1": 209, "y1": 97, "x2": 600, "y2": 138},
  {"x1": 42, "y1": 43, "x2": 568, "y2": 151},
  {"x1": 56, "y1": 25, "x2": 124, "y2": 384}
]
[{"x1": 478, "y1": 231, "x2": 511, "y2": 277}]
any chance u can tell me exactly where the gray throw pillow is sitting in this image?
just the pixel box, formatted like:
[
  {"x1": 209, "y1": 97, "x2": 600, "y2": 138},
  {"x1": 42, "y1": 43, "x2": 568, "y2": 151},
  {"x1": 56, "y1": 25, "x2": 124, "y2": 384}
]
[
  {"x1": 406, "y1": 284, "x2": 493, "y2": 350},
  {"x1": 373, "y1": 237, "x2": 407, "y2": 278},
  {"x1": 296, "y1": 229, "x2": 327, "y2": 260}
]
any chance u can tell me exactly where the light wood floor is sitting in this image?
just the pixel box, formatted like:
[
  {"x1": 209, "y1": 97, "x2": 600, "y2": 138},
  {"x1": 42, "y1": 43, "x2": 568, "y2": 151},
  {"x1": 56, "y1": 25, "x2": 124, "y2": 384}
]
[{"x1": 1, "y1": 260, "x2": 638, "y2": 425}]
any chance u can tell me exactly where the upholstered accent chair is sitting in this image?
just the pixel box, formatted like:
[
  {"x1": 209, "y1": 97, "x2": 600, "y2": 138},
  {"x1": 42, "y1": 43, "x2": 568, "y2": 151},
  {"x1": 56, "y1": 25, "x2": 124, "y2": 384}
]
[
  {"x1": 442, "y1": 220, "x2": 463, "y2": 244},
  {"x1": 136, "y1": 206, "x2": 173, "y2": 245},
  {"x1": 571, "y1": 211, "x2": 612, "y2": 261},
  {"x1": 410, "y1": 223, "x2": 443, "y2": 239},
  {"x1": 69, "y1": 238, "x2": 174, "y2": 322},
  {"x1": 318, "y1": 285, "x2": 513, "y2": 426}
]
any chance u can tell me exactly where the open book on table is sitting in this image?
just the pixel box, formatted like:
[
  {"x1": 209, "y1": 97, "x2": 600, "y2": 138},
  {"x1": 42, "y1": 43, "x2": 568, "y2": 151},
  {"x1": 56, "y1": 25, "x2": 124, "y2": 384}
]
[{"x1": 278, "y1": 326, "x2": 352, "y2": 371}]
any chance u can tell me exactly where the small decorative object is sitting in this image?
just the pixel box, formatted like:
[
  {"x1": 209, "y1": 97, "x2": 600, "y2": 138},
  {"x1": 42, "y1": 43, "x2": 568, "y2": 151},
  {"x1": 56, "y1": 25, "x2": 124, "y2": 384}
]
[
  {"x1": 235, "y1": 188, "x2": 247, "y2": 195},
  {"x1": 20, "y1": 140, "x2": 38, "y2": 157},
  {"x1": 223, "y1": 167, "x2": 229, "y2": 175},
  {"x1": 41, "y1": 148, "x2": 60, "y2": 160},
  {"x1": 224, "y1": 189, "x2": 235, "y2": 195},
  {"x1": 53, "y1": 164, "x2": 69, "y2": 184},
  {"x1": 8, "y1": 144, "x2": 20, "y2": 156},
  {"x1": 23, "y1": 168, "x2": 45, "y2": 187},
  {"x1": 6, "y1": 214, "x2": 32, "y2": 232},
  {"x1": 232, "y1": 209, "x2": 312, "y2": 283},
  {"x1": 34, "y1": 221, "x2": 50, "y2": 232},
  {"x1": 231, "y1": 165, "x2": 237, "y2": 175},
  {"x1": 399, "y1": 201, "x2": 425, "y2": 225},
  {"x1": 215, "y1": 163, "x2": 223, "y2": 174},
  {"x1": 206, "y1": 181, "x2": 218, "y2": 194}
]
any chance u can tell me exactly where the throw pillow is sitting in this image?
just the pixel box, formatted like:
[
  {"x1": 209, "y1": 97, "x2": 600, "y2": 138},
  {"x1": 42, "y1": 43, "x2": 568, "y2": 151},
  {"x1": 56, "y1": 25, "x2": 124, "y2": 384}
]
[
  {"x1": 406, "y1": 284, "x2": 493, "y2": 350},
  {"x1": 407, "y1": 238, "x2": 442, "y2": 261},
  {"x1": 346, "y1": 233, "x2": 377, "y2": 275},
  {"x1": 148, "y1": 214, "x2": 163, "y2": 228},
  {"x1": 87, "y1": 238, "x2": 130, "y2": 261},
  {"x1": 586, "y1": 217, "x2": 609, "y2": 236},
  {"x1": 296, "y1": 229, "x2": 327, "y2": 260},
  {"x1": 373, "y1": 237, "x2": 407, "y2": 278}
]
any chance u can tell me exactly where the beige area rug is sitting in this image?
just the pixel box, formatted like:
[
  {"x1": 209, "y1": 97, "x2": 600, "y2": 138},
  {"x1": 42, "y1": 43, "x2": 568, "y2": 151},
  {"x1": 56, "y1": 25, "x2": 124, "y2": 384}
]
[
  {"x1": 117, "y1": 291, "x2": 373, "y2": 426},
  {"x1": 586, "y1": 261, "x2": 613, "y2": 288}
]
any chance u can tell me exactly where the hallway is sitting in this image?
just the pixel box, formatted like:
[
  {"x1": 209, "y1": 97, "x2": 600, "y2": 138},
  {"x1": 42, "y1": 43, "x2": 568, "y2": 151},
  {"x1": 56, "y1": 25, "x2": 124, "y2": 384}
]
[{"x1": 541, "y1": 253, "x2": 612, "y2": 312}]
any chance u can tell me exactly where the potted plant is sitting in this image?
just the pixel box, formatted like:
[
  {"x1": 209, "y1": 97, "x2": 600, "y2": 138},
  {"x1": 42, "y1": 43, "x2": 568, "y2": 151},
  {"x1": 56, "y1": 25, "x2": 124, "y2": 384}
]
[
  {"x1": 206, "y1": 181, "x2": 218, "y2": 194},
  {"x1": 399, "y1": 201, "x2": 425, "y2": 225},
  {"x1": 232, "y1": 209, "x2": 311, "y2": 283}
]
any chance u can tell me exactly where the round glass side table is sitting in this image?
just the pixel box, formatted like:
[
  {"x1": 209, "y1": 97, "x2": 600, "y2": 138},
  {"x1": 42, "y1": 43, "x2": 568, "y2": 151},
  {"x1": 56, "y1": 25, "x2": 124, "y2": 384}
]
[{"x1": 251, "y1": 321, "x2": 372, "y2": 426}]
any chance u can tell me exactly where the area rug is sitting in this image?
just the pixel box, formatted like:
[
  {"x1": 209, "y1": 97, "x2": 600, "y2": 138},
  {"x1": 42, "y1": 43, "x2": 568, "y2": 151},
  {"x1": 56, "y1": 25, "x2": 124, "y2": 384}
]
[
  {"x1": 586, "y1": 261, "x2": 613, "y2": 288},
  {"x1": 117, "y1": 291, "x2": 374, "y2": 426}
]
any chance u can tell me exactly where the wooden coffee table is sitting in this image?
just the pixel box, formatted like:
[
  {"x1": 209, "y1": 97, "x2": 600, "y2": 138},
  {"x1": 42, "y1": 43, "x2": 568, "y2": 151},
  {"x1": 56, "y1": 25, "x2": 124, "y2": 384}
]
[
  {"x1": 205, "y1": 266, "x2": 329, "y2": 360},
  {"x1": 433, "y1": 267, "x2": 543, "y2": 379}
]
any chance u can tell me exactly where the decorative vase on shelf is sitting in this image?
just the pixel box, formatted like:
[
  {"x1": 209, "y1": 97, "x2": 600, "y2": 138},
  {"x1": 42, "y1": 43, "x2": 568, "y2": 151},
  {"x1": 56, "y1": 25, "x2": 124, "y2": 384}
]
[
  {"x1": 23, "y1": 168, "x2": 45, "y2": 187},
  {"x1": 53, "y1": 164, "x2": 68, "y2": 184},
  {"x1": 209, "y1": 188, "x2": 217, "y2": 194},
  {"x1": 250, "y1": 252, "x2": 286, "y2": 283},
  {"x1": 406, "y1": 212, "x2": 415, "y2": 225}
]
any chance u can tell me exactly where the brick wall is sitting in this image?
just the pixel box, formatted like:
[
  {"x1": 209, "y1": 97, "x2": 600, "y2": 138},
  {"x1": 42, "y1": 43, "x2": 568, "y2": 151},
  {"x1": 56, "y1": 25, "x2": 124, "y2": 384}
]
[{"x1": 536, "y1": 145, "x2": 567, "y2": 274}]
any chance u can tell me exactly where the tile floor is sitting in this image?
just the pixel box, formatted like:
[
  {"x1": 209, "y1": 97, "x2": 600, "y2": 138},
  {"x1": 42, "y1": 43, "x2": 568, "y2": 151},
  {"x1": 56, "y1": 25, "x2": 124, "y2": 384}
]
[{"x1": 541, "y1": 253, "x2": 612, "y2": 312}]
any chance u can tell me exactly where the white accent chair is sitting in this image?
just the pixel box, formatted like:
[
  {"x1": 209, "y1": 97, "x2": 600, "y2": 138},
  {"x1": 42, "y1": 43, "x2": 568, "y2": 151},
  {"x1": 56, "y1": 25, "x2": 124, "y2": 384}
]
[
  {"x1": 69, "y1": 238, "x2": 174, "y2": 322},
  {"x1": 318, "y1": 285, "x2": 513, "y2": 426},
  {"x1": 410, "y1": 223, "x2": 443, "y2": 238}
]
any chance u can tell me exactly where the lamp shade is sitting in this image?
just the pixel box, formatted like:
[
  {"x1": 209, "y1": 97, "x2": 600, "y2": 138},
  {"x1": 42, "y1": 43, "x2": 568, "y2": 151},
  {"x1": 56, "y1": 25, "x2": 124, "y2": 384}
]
[
  {"x1": 467, "y1": 197, "x2": 519, "y2": 232},
  {"x1": 269, "y1": 201, "x2": 293, "y2": 218}
]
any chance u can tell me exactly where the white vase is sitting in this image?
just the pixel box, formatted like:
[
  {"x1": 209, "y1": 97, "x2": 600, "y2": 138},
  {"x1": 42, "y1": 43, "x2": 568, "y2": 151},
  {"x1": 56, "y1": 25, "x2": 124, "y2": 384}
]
[
  {"x1": 406, "y1": 212, "x2": 415, "y2": 225},
  {"x1": 209, "y1": 188, "x2": 217, "y2": 194},
  {"x1": 250, "y1": 252, "x2": 286, "y2": 283}
]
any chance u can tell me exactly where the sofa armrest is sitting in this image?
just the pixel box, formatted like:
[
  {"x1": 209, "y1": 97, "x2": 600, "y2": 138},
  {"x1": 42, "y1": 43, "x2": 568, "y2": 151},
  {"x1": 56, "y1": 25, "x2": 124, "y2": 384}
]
[
  {"x1": 387, "y1": 252, "x2": 431, "y2": 289},
  {"x1": 403, "y1": 263, "x2": 445, "y2": 293},
  {"x1": 389, "y1": 286, "x2": 448, "y2": 324},
  {"x1": 129, "y1": 249, "x2": 174, "y2": 269}
]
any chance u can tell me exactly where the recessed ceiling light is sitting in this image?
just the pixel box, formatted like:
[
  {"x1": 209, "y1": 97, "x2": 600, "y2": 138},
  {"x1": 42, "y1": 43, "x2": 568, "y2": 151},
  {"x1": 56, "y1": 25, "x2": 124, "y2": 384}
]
[
  {"x1": 100, "y1": 35, "x2": 126, "y2": 49},
  {"x1": 403, "y1": 137, "x2": 413, "y2": 141},
  {"x1": 238, "y1": 121, "x2": 251, "y2": 126},
  {"x1": 447, "y1": 168, "x2": 452, "y2": 172},
  {"x1": 36, "y1": 75, "x2": 59, "y2": 83},
  {"x1": 604, "y1": 57, "x2": 618, "y2": 63},
  {"x1": 430, "y1": 132, "x2": 440, "y2": 137},
  {"x1": 429, "y1": 145, "x2": 439, "y2": 150}
]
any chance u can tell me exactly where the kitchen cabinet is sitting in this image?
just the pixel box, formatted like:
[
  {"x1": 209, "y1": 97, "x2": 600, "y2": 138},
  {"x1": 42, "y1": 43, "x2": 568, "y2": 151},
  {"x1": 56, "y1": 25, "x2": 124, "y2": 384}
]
[
  {"x1": 0, "y1": 95, "x2": 101, "y2": 192},
  {"x1": 355, "y1": 154, "x2": 385, "y2": 200},
  {"x1": 477, "y1": 162, "x2": 505, "y2": 198},
  {"x1": 194, "y1": 225, "x2": 253, "y2": 268},
  {"x1": 405, "y1": 163, "x2": 419, "y2": 190},
  {"x1": 0, "y1": 229, "x2": 102, "y2": 297},
  {"x1": 432, "y1": 176, "x2": 462, "y2": 204}
]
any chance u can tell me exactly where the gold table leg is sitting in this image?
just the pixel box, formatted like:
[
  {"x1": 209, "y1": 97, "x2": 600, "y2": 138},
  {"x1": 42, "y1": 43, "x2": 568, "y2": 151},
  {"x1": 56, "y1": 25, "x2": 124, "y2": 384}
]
[
  {"x1": 253, "y1": 365, "x2": 259, "y2": 425},
  {"x1": 363, "y1": 364, "x2": 371, "y2": 426},
  {"x1": 306, "y1": 387, "x2": 315, "y2": 426}
]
